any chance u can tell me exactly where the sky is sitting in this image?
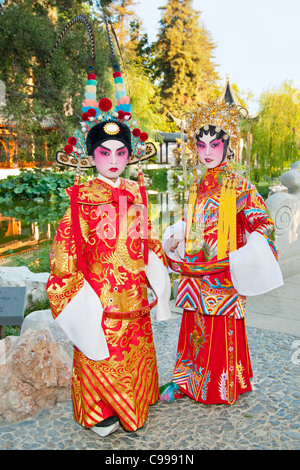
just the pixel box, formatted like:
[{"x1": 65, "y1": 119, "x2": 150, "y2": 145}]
[{"x1": 134, "y1": 0, "x2": 300, "y2": 116}]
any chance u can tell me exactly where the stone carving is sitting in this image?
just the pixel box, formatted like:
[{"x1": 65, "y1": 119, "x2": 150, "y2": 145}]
[{"x1": 266, "y1": 161, "x2": 300, "y2": 278}]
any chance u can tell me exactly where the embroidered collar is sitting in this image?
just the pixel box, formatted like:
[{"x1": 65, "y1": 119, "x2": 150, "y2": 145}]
[
  {"x1": 197, "y1": 162, "x2": 231, "y2": 196},
  {"x1": 205, "y1": 161, "x2": 228, "y2": 175},
  {"x1": 66, "y1": 177, "x2": 143, "y2": 205}
]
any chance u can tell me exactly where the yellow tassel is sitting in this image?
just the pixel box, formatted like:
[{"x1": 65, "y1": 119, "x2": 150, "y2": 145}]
[
  {"x1": 217, "y1": 176, "x2": 237, "y2": 259},
  {"x1": 228, "y1": 179, "x2": 237, "y2": 252},
  {"x1": 217, "y1": 178, "x2": 228, "y2": 259}
]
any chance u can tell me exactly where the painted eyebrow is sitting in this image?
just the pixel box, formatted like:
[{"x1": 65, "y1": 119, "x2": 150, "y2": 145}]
[
  {"x1": 198, "y1": 138, "x2": 219, "y2": 144},
  {"x1": 100, "y1": 144, "x2": 126, "y2": 151},
  {"x1": 96, "y1": 145, "x2": 111, "y2": 151}
]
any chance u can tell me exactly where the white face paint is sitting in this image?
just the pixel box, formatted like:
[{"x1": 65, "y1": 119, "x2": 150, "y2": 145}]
[
  {"x1": 88, "y1": 139, "x2": 129, "y2": 182},
  {"x1": 197, "y1": 133, "x2": 226, "y2": 169}
]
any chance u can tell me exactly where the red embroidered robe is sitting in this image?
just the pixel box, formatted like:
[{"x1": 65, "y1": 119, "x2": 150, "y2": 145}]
[
  {"x1": 47, "y1": 177, "x2": 167, "y2": 431},
  {"x1": 169, "y1": 163, "x2": 278, "y2": 404}
]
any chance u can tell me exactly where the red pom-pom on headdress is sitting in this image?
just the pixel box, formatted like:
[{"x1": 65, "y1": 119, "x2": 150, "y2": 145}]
[
  {"x1": 117, "y1": 110, "x2": 125, "y2": 120},
  {"x1": 87, "y1": 108, "x2": 97, "y2": 117},
  {"x1": 99, "y1": 98, "x2": 112, "y2": 112},
  {"x1": 81, "y1": 112, "x2": 89, "y2": 121},
  {"x1": 68, "y1": 137, "x2": 77, "y2": 146},
  {"x1": 88, "y1": 73, "x2": 96, "y2": 80},
  {"x1": 113, "y1": 72, "x2": 122, "y2": 78},
  {"x1": 124, "y1": 112, "x2": 132, "y2": 120},
  {"x1": 139, "y1": 132, "x2": 148, "y2": 142},
  {"x1": 64, "y1": 144, "x2": 73, "y2": 154},
  {"x1": 132, "y1": 128, "x2": 141, "y2": 137}
]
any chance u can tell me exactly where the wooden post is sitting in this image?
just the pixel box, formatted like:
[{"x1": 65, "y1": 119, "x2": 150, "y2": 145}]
[
  {"x1": 0, "y1": 325, "x2": 5, "y2": 339},
  {"x1": 166, "y1": 142, "x2": 168, "y2": 164}
]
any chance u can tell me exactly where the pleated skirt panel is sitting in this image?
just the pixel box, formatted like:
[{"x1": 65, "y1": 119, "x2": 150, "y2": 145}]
[
  {"x1": 172, "y1": 310, "x2": 253, "y2": 404},
  {"x1": 72, "y1": 312, "x2": 160, "y2": 431}
]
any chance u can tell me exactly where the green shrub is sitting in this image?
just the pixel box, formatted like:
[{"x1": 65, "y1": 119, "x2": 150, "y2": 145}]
[
  {"x1": 13, "y1": 242, "x2": 51, "y2": 273},
  {"x1": 144, "y1": 168, "x2": 168, "y2": 192},
  {"x1": 0, "y1": 168, "x2": 89, "y2": 201},
  {"x1": 255, "y1": 182, "x2": 272, "y2": 199}
]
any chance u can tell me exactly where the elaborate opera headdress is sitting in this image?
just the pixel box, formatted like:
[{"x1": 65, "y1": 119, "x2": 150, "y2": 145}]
[
  {"x1": 54, "y1": 16, "x2": 157, "y2": 174},
  {"x1": 185, "y1": 99, "x2": 243, "y2": 163},
  {"x1": 56, "y1": 70, "x2": 156, "y2": 171}
]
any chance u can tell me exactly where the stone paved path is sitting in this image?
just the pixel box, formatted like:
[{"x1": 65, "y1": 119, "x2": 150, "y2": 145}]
[{"x1": 0, "y1": 311, "x2": 299, "y2": 451}]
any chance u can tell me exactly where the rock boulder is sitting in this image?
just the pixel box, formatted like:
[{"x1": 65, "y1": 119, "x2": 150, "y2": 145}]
[{"x1": 0, "y1": 309, "x2": 73, "y2": 423}]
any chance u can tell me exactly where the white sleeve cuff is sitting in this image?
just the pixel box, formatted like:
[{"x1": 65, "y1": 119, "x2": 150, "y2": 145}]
[
  {"x1": 229, "y1": 231, "x2": 283, "y2": 296},
  {"x1": 145, "y1": 250, "x2": 172, "y2": 321},
  {"x1": 54, "y1": 279, "x2": 109, "y2": 361},
  {"x1": 162, "y1": 220, "x2": 186, "y2": 262}
]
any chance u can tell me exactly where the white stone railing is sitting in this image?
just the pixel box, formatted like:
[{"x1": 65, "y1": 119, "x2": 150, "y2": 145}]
[{"x1": 266, "y1": 161, "x2": 300, "y2": 279}]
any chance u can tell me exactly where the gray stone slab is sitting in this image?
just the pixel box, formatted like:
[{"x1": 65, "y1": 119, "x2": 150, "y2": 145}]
[{"x1": 0, "y1": 286, "x2": 26, "y2": 325}]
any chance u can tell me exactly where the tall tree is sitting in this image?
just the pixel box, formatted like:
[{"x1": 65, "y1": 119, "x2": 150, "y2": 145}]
[
  {"x1": 98, "y1": 0, "x2": 169, "y2": 133},
  {"x1": 0, "y1": 0, "x2": 113, "y2": 163},
  {"x1": 100, "y1": 0, "x2": 139, "y2": 50},
  {"x1": 250, "y1": 81, "x2": 300, "y2": 181},
  {"x1": 154, "y1": 0, "x2": 219, "y2": 119}
]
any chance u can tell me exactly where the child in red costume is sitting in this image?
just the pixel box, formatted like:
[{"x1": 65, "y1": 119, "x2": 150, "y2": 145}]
[
  {"x1": 161, "y1": 100, "x2": 283, "y2": 405},
  {"x1": 47, "y1": 72, "x2": 171, "y2": 436}
]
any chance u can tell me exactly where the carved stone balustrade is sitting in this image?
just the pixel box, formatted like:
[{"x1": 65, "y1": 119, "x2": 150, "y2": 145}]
[{"x1": 266, "y1": 161, "x2": 300, "y2": 278}]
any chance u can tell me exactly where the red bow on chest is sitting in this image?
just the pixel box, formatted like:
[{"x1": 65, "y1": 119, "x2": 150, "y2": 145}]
[{"x1": 111, "y1": 187, "x2": 136, "y2": 205}]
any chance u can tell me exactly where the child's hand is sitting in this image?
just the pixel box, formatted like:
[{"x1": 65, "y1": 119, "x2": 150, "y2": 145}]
[{"x1": 170, "y1": 241, "x2": 180, "y2": 252}]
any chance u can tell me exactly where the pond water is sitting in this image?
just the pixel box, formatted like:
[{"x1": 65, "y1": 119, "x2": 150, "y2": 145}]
[
  {"x1": 0, "y1": 189, "x2": 186, "y2": 262},
  {"x1": 0, "y1": 198, "x2": 68, "y2": 259}
]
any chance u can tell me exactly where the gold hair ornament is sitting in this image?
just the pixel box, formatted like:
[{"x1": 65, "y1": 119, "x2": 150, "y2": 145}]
[{"x1": 186, "y1": 100, "x2": 246, "y2": 163}]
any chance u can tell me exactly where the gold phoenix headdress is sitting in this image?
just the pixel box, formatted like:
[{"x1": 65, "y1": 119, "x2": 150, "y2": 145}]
[{"x1": 186, "y1": 100, "x2": 243, "y2": 162}]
